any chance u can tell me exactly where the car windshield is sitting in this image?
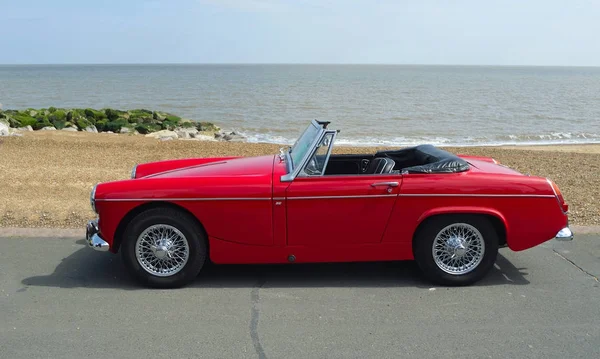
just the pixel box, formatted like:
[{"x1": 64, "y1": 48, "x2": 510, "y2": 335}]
[{"x1": 289, "y1": 122, "x2": 321, "y2": 169}]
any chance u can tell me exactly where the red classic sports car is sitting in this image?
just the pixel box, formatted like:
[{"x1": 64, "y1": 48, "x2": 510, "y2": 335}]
[{"x1": 86, "y1": 120, "x2": 573, "y2": 288}]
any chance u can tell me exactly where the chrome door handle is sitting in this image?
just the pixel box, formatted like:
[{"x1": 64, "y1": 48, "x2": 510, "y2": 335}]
[{"x1": 370, "y1": 182, "x2": 399, "y2": 187}]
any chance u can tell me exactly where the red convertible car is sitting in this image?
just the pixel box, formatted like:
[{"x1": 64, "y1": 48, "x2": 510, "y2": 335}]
[{"x1": 86, "y1": 120, "x2": 573, "y2": 288}]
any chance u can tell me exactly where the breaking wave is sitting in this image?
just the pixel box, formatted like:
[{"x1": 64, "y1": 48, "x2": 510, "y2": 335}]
[{"x1": 239, "y1": 131, "x2": 600, "y2": 147}]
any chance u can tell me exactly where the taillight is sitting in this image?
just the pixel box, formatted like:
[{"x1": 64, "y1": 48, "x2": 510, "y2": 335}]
[{"x1": 547, "y1": 178, "x2": 568, "y2": 213}]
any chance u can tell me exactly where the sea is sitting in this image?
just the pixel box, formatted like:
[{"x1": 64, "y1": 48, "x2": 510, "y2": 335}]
[{"x1": 1, "y1": 64, "x2": 599, "y2": 147}]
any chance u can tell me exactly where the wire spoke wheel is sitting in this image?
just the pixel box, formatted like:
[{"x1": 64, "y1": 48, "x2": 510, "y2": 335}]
[
  {"x1": 432, "y1": 223, "x2": 485, "y2": 275},
  {"x1": 135, "y1": 224, "x2": 190, "y2": 277}
]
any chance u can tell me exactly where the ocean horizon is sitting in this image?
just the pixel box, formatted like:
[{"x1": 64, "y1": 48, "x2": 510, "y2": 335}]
[{"x1": 1, "y1": 64, "x2": 599, "y2": 147}]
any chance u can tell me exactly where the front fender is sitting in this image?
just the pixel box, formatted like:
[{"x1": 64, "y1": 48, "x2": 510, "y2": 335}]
[{"x1": 134, "y1": 157, "x2": 240, "y2": 178}]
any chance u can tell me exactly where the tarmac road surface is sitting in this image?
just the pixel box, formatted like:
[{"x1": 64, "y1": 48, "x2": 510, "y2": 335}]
[{"x1": 0, "y1": 232, "x2": 598, "y2": 359}]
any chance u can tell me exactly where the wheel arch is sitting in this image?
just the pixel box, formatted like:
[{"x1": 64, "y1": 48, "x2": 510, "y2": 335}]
[
  {"x1": 112, "y1": 201, "x2": 208, "y2": 253},
  {"x1": 412, "y1": 208, "x2": 508, "y2": 248}
]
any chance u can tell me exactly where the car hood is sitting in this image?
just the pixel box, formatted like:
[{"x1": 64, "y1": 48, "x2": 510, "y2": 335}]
[{"x1": 143, "y1": 155, "x2": 276, "y2": 179}]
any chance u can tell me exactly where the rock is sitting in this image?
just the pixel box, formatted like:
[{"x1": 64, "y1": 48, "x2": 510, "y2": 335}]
[
  {"x1": 0, "y1": 121, "x2": 9, "y2": 136},
  {"x1": 85, "y1": 125, "x2": 98, "y2": 133},
  {"x1": 214, "y1": 132, "x2": 223, "y2": 139},
  {"x1": 223, "y1": 133, "x2": 247, "y2": 142},
  {"x1": 197, "y1": 122, "x2": 220, "y2": 132},
  {"x1": 18, "y1": 125, "x2": 34, "y2": 131},
  {"x1": 41, "y1": 126, "x2": 57, "y2": 131},
  {"x1": 154, "y1": 112, "x2": 167, "y2": 121},
  {"x1": 159, "y1": 136, "x2": 174, "y2": 141},
  {"x1": 120, "y1": 127, "x2": 131, "y2": 134},
  {"x1": 106, "y1": 131, "x2": 114, "y2": 134},
  {"x1": 145, "y1": 130, "x2": 178, "y2": 140},
  {"x1": 175, "y1": 127, "x2": 199, "y2": 139},
  {"x1": 61, "y1": 126, "x2": 78, "y2": 132},
  {"x1": 176, "y1": 132, "x2": 192, "y2": 139},
  {"x1": 194, "y1": 134, "x2": 217, "y2": 142}
]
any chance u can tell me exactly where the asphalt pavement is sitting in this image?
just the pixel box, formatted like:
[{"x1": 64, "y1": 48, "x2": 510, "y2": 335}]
[{"x1": 0, "y1": 233, "x2": 598, "y2": 359}]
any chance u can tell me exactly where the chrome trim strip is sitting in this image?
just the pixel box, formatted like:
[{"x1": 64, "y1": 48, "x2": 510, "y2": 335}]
[
  {"x1": 96, "y1": 194, "x2": 554, "y2": 202},
  {"x1": 96, "y1": 197, "x2": 272, "y2": 202},
  {"x1": 399, "y1": 193, "x2": 555, "y2": 198},
  {"x1": 98, "y1": 195, "x2": 399, "y2": 202},
  {"x1": 287, "y1": 194, "x2": 397, "y2": 200}
]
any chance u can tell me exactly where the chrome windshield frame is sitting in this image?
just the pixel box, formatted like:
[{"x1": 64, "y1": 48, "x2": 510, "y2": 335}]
[{"x1": 280, "y1": 119, "x2": 328, "y2": 182}]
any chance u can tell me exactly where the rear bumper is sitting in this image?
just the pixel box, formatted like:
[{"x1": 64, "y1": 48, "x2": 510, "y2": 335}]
[
  {"x1": 86, "y1": 219, "x2": 110, "y2": 251},
  {"x1": 555, "y1": 227, "x2": 573, "y2": 241}
]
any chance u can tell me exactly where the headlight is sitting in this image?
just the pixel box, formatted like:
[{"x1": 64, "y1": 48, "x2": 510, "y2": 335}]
[
  {"x1": 90, "y1": 184, "x2": 98, "y2": 213},
  {"x1": 131, "y1": 164, "x2": 138, "y2": 179}
]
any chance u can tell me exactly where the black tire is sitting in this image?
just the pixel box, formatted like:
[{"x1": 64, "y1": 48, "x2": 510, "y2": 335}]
[
  {"x1": 121, "y1": 207, "x2": 207, "y2": 288},
  {"x1": 413, "y1": 215, "x2": 499, "y2": 286}
]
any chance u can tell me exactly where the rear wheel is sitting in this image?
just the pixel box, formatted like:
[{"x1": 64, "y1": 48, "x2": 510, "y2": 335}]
[
  {"x1": 413, "y1": 215, "x2": 499, "y2": 286},
  {"x1": 121, "y1": 207, "x2": 207, "y2": 288}
]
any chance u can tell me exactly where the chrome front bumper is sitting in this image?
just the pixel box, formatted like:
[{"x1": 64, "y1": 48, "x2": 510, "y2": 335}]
[
  {"x1": 555, "y1": 227, "x2": 574, "y2": 241},
  {"x1": 86, "y1": 219, "x2": 109, "y2": 251}
]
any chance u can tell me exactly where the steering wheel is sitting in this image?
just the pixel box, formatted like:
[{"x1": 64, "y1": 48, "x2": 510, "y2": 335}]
[{"x1": 304, "y1": 156, "x2": 321, "y2": 175}]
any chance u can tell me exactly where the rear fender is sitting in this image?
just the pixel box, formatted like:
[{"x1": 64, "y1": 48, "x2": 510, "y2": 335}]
[
  {"x1": 416, "y1": 206, "x2": 508, "y2": 243},
  {"x1": 457, "y1": 155, "x2": 496, "y2": 163}
]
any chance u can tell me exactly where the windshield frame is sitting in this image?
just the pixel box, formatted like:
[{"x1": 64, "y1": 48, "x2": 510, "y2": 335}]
[{"x1": 281, "y1": 120, "x2": 327, "y2": 182}]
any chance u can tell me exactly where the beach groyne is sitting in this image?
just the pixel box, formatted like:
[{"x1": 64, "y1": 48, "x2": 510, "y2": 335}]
[{"x1": 0, "y1": 107, "x2": 247, "y2": 142}]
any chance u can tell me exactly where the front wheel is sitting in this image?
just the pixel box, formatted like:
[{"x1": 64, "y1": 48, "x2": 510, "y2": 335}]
[
  {"x1": 413, "y1": 215, "x2": 499, "y2": 286},
  {"x1": 121, "y1": 207, "x2": 207, "y2": 288}
]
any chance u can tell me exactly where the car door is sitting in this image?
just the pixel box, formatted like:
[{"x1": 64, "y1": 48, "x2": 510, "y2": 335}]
[{"x1": 285, "y1": 174, "x2": 401, "y2": 246}]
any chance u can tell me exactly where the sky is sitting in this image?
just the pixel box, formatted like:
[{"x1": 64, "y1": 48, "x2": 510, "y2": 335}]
[{"x1": 1, "y1": 0, "x2": 599, "y2": 66}]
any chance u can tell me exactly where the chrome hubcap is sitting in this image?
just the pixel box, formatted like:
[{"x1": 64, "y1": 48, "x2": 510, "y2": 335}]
[
  {"x1": 135, "y1": 224, "x2": 190, "y2": 277},
  {"x1": 432, "y1": 223, "x2": 485, "y2": 275}
]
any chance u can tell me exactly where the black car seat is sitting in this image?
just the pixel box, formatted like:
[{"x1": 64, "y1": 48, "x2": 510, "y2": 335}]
[{"x1": 365, "y1": 157, "x2": 396, "y2": 174}]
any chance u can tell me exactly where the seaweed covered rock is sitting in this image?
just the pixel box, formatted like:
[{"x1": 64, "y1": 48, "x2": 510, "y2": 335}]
[
  {"x1": 197, "y1": 122, "x2": 220, "y2": 132},
  {"x1": 0, "y1": 107, "x2": 221, "y2": 139}
]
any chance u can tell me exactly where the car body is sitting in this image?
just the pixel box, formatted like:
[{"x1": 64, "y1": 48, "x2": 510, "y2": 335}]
[{"x1": 87, "y1": 120, "x2": 573, "y2": 287}]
